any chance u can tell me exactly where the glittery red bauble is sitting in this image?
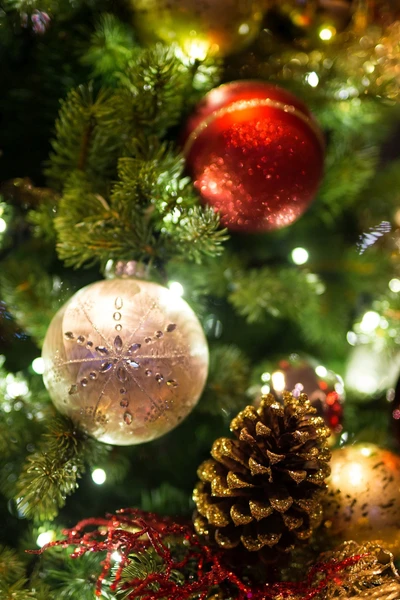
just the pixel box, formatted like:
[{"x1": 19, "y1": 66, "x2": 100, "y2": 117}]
[{"x1": 183, "y1": 81, "x2": 324, "y2": 233}]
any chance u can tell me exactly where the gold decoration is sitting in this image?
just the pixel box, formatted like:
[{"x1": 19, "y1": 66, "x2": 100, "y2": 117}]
[
  {"x1": 42, "y1": 278, "x2": 209, "y2": 445},
  {"x1": 130, "y1": 0, "x2": 268, "y2": 58},
  {"x1": 323, "y1": 444, "x2": 400, "y2": 557},
  {"x1": 193, "y1": 392, "x2": 331, "y2": 560},
  {"x1": 316, "y1": 541, "x2": 400, "y2": 600}
]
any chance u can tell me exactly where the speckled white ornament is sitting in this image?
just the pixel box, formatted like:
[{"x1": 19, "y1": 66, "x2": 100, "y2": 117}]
[{"x1": 42, "y1": 278, "x2": 209, "y2": 445}]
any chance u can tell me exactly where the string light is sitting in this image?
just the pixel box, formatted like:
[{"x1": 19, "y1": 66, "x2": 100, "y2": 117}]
[
  {"x1": 291, "y1": 247, "x2": 309, "y2": 265},
  {"x1": 359, "y1": 311, "x2": 380, "y2": 333},
  {"x1": 315, "y1": 365, "x2": 327, "y2": 377},
  {"x1": 346, "y1": 331, "x2": 357, "y2": 345},
  {"x1": 0, "y1": 218, "x2": 6, "y2": 233},
  {"x1": 261, "y1": 372, "x2": 270, "y2": 383},
  {"x1": 31, "y1": 357, "x2": 45, "y2": 375},
  {"x1": 261, "y1": 384, "x2": 270, "y2": 394},
  {"x1": 271, "y1": 371, "x2": 285, "y2": 393},
  {"x1": 319, "y1": 26, "x2": 335, "y2": 41},
  {"x1": 305, "y1": 72, "x2": 319, "y2": 88},
  {"x1": 91, "y1": 468, "x2": 106, "y2": 485},
  {"x1": 389, "y1": 278, "x2": 400, "y2": 293},
  {"x1": 37, "y1": 530, "x2": 55, "y2": 547},
  {"x1": 168, "y1": 281, "x2": 184, "y2": 297}
]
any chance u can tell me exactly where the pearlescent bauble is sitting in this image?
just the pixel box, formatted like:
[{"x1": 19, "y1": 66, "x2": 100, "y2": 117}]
[
  {"x1": 183, "y1": 81, "x2": 324, "y2": 233},
  {"x1": 323, "y1": 444, "x2": 400, "y2": 556},
  {"x1": 263, "y1": 354, "x2": 344, "y2": 436},
  {"x1": 130, "y1": 0, "x2": 267, "y2": 58},
  {"x1": 42, "y1": 279, "x2": 209, "y2": 445}
]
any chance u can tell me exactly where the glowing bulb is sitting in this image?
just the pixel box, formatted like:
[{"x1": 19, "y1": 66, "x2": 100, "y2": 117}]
[
  {"x1": 389, "y1": 278, "x2": 400, "y2": 293},
  {"x1": 261, "y1": 384, "x2": 270, "y2": 395},
  {"x1": 319, "y1": 26, "x2": 335, "y2": 41},
  {"x1": 238, "y1": 23, "x2": 250, "y2": 35},
  {"x1": 0, "y1": 218, "x2": 6, "y2": 233},
  {"x1": 360, "y1": 446, "x2": 373, "y2": 457},
  {"x1": 36, "y1": 531, "x2": 55, "y2": 548},
  {"x1": 168, "y1": 281, "x2": 184, "y2": 297},
  {"x1": 359, "y1": 310, "x2": 380, "y2": 333},
  {"x1": 346, "y1": 331, "x2": 357, "y2": 346},
  {"x1": 111, "y1": 551, "x2": 122, "y2": 562},
  {"x1": 347, "y1": 462, "x2": 363, "y2": 486},
  {"x1": 91, "y1": 468, "x2": 106, "y2": 485},
  {"x1": 261, "y1": 372, "x2": 271, "y2": 383},
  {"x1": 315, "y1": 365, "x2": 327, "y2": 378},
  {"x1": 31, "y1": 357, "x2": 45, "y2": 375},
  {"x1": 6, "y1": 377, "x2": 29, "y2": 398},
  {"x1": 291, "y1": 247, "x2": 309, "y2": 265},
  {"x1": 306, "y1": 72, "x2": 319, "y2": 88},
  {"x1": 271, "y1": 371, "x2": 286, "y2": 393},
  {"x1": 185, "y1": 40, "x2": 209, "y2": 61}
]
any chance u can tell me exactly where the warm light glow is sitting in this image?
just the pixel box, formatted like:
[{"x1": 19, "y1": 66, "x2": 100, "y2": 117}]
[
  {"x1": 37, "y1": 530, "x2": 55, "y2": 548},
  {"x1": 31, "y1": 357, "x2": 45, "y2": 375},
  {"x1": 261, "y1": 384, "x2": 270, "y2": 395},
  {"x1": 168, "y1": 281, "x2": 184, "y2": 297},
  {"x1": 389, "y1": 278, "x2": 400, "y2": 293},
  {"x1": 91, "y1": 468, "x2": 106, "y2": 485},
  {"x1": 291, "y1": 247, "x2": 309, "y2": 265},
  {"x1": 360, "y1": 446, "x2": 373, "y2": 457},
  {"x1": 359, "y1": 310, "x2": 380, "y2": 333},
  {"x1": 111, "y1": 551, "x2": 122, "y2": 562},
  {"x1": 185, "y1": 39, "x2": 209, "y2": 61},
  {"x1": 315, "y1": 365, "x2": 327, "y2": 378},
  {"x1": 6, "y1": 376, "x2": 29, "y2": 399},
  {"x1": 306, "y1": 72, "x2": 319, "y2": 88},
  {"x1": 238, "y1": 23, "x2": 250, "y2": 35},
  {"x1": 271, "y1": 371, "x2": 286, "y2": 393},
  {"x1": 261, "y1": 372, "x2": 271, "y2": 383},
  {"x1": 0, "y1": 218, "x2": 6, "y2": 233},
  {"x1": 347, "y1": 462, "x2": 363, "y2": 486},
  {"x1": 319, "y1": 26, "x2": 335, "y2": 41}
]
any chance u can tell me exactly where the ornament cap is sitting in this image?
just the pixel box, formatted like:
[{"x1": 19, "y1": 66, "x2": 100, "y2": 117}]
[{"x1": 104, "y1": 260, "x2": 152, "y2": 280}]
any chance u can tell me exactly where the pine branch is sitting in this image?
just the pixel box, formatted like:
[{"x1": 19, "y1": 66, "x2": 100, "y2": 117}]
[
  {"x1": 0, "y1": 252, "x2": 71, "y2": 344},
  {"x1": 81, "y1": 14, "x2": 138, "y2": 84},
  {"x1": 198, "y1": 345, "x2": 251, "y2": 417},
  {"x1": 15, "y1": 416, "x2": 109, "y2": 521}
]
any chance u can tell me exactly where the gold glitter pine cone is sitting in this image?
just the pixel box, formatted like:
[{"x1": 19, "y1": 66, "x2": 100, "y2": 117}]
[{"x1": 193, "y1": 392, "x2": 331, "y2": 560}]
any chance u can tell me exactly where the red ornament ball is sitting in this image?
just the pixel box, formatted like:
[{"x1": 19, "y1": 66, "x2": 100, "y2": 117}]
[{"x1": 183, "y1": 81, "x2": 324, "y2": 233}]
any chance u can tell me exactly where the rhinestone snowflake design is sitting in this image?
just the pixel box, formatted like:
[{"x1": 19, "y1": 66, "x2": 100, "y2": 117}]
[{"x1": 54, "y1": 294, "x2": 185, "y2": 428}]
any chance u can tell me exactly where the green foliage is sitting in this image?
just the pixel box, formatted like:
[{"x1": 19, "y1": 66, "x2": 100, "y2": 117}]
[
  {"x1": 15, "y1": 417, "x2": 110, "y2": 521},
  {"x1": 0, "y1": 252, "x2": 71, "y2": 345},
  {"x1": 43, "y1": 550, "x2": 113, "y2": 599},
  {"x1": 140, "y1": 482, "x2": 191, "y2": 515},
  {"x1": 81, "y1": 14, "x2": 138, "y2": 84},
  {"x1": 115, "y1": 549, "x2": 184, "y2": 600},
  {"x1": 199, "y1": 344, "x2": 251, "y2": 417}
]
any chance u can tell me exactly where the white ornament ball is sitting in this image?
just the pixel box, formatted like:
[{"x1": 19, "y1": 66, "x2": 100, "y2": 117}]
[{"x1": 42, "y1": 278, "x2": 209, "y2": 445}]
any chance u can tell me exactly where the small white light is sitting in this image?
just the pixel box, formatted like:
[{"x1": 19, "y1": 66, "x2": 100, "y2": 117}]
[
  {"x1": 319, "y1": 27, "x2": 334, "y2": 41},
  {"x1": 111, "y1": 551, "x2": 122, "y2": 562},
  {"x1": 360, "y1": 446, "x2": 372, "y2": 457},
  {"x1": 0, "y1": 218, "x2": 6, "y2": 233},
  {"x1": 261, "y1": 372, "x2": 271, "y2": 383},
  {"x1": 291, "y1": 247, "x2": 309, "y2": 265},
  {"x1": 306, "y1": 72, "x2": 319, "y2": 88},
  {"x1": 238, "y1": 23, "x2": 250, "y2": 35},
  {"x1": 315, "y1": 365, "x2": 328, "y2": 378},
  {"x1": 91, "y1": 468, "x2": 106, "y2": 485},
  {"x1": 261, "y1": 384, "x2": 270, "y2": 395},
  {"x1": 359, "y1": 310, "x2": 380, "y2": 333},
  {"x1": 31, "y1": 357, "x2": 45, "y2": 375},
  {"x1": 348, "y1": 462, "x2": 363, "y2": 486},
  {"x1": 389, "y1": 278, "x2": 400, "y2": 293},
  {"x1": 271, "y1": 371, "x2": 286, "y2": 393},
  {"x1": 185, "y1": 40, "x2": 209, "y2": 61},
  {"x1": 6, "y1": 378, "x2": 29, "y2": 399},
  {"x1": 37, "y1": 531, "x2": 55, "y2": 548},
  {"x1": 346, "y1": 331, "x2": 357, "y2": 346},
  {"x1": 168, "y1": 281, "x2": 184, "y2": 297}
]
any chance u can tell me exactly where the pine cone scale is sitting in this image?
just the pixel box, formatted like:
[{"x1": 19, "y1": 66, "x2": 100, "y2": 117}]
[{"x1": 193, "y1": 392, "x2": 331, "y2": 559}]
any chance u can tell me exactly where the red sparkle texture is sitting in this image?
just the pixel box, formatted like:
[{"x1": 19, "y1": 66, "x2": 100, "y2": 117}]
[
  {"x1": 31, "y1": 508, "x2": 367, "y2": 600},
  {"x1": 183, "y1": 81, "x2": 324, "y2": 233}
]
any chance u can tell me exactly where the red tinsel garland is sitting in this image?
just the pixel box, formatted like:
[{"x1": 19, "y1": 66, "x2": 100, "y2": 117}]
[{"x1": 30, "y1": 508, "x2": 366, "y2": 600}]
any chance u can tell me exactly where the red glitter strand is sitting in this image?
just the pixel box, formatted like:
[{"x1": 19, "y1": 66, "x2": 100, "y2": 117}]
[{"x1": 29, "y1": 508, "x2": 367, "y2": 600}]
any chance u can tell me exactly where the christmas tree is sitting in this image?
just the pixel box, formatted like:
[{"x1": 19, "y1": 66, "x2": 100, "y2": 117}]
[{"x1": 2, "y1": 0, "x2": 400, "y2": 598}]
